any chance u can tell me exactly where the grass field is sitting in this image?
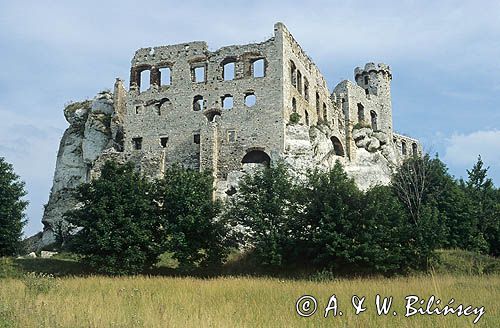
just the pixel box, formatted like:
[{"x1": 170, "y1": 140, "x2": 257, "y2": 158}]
[
  {"x1": 0, "y1": 251, "x2": 499, "y2": 327},
  {"x1": 0, "y1": 273, "x2": 498, "y2": 327}
]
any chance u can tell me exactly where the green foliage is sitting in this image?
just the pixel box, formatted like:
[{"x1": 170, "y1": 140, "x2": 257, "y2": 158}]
[
  {"x1": 65, "y1": 161, "x2": 162, "y2": 275},
  {"x1": 155, "y1": 165, "x2": 233, "y2": 270},
  {"x1": 392, "y1": 154, "x2": 497, "y2": 256},
  {"x1": 429, "y1": 249, "x2": 500, "y2": 275},
  {"x1": 462, "y1": 156, "x2": 500, "y2": 256},
  {"x1": 303, "y1": 163, "x2": 429, "y2": 273},
  {"x1": 227, "y1": 161, "x2": 432, "y2": 274},
  {"x1": 65, "y1": 161, "x2": 232, "y2": 275},
  {"x1": 225, "y1": 162, "x2": 301, "y2": 267},
  {"x1": 289, "y1": 112, "x2": 301, "y2": 124},
  {"x1": 0, "y1": 157, "x2": 28, "y2": 257}
]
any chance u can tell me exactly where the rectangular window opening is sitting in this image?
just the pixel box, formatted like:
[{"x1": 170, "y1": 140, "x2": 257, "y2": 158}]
[
  {"x1": 132, "y1": 137, "x2": 143, "y2": 150},
  {"x1": 160, "y1": 136, "x2": 169, "y2": 148},
  {"x1": 193, "y1": 134, "x2": 200, "y2": 144},
  {"x1": 140, "y1": 70, "x2": 150, "y2": 92},
  {"x1": 193, "y1": 66, "x2": 205, "y2": 83},
  {"x1": 159, "y1": 67, "x2": 171, "y2": 86}
]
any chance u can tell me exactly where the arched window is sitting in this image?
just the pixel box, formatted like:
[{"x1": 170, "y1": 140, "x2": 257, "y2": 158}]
[
  {"x1": 292, "y1": 97, "x2": 297, "y2": 112},
  {"x1": 357, "y1": 103, "x2": 364, "y2": 122},
  {"x1": 401, "y1": 141, "x2": 407, "y2": 155},
  {"x1": 370, "y1": 110, "x2": 378, "y2": 130},
  {"x1": 316, "y1": 92, "x2": 320, "y2": 122},
  {"x1": 305, "y1": 111, "x2": 309, "y2": 125},
  {"x1": 323, "y1": 103, "x2": 327, "y2": 121},
  {"x1": 222, "y1": 58, "x2": 236, "y2": 80},
  {"x1": 290, "y1": 60, "x2": 297, "y2": 87},
  {"x1": 330, "y1": 136, "x2": 345, "y2": 156},
  {"x1": 244, "y1": 92, "x2": 256, "y2": 107},
  {"x1": 242, "y1": 150, "x2": 271, "y2": 166},
  {"x1": 252, "y1": 59, "x2": 265, "y2": 77},
  {"x1": 412, "y1": 143, "x2": 418, "y2": 156},
  {"x1": 297, "y1": 70, "x2": 302, "y2": 93}
]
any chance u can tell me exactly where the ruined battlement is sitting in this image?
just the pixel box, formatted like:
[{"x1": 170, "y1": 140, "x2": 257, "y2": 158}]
[{"x1": 354, "y1": 62, "x2": 392, "y2": 80}]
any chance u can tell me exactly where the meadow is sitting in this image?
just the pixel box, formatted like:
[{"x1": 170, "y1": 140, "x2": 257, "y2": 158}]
[{"x1": 0, "y1": 268, "x2": 498, "y2": 326}]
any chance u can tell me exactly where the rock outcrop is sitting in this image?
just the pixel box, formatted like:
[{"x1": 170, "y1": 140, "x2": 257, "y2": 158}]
[{"x1": 40, "y1": 91, "x2": 114, "y2": 247}]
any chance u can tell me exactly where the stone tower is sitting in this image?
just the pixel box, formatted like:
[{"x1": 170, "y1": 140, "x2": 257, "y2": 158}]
[{"x1": 354, "y1": 63, "x2": 393, "y2": 135}]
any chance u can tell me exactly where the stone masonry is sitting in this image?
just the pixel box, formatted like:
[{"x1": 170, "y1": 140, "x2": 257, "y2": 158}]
[{"x1": 39, "y1": 23, "x2": 421, "y2": 247}]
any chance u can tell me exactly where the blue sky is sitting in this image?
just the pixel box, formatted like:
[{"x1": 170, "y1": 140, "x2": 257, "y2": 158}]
[{"x1": 0, "y1": 0, "x2": 499, "y2": 237}]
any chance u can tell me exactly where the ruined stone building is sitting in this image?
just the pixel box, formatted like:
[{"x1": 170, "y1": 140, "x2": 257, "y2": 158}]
[{"x1": 39, "y1": 22, "x2": 421, "y2": 247}]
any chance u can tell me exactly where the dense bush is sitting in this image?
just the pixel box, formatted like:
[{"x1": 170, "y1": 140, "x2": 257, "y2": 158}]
[
  {"x1": 0, "y1": 157, "x2": 28, "y2": 256},
  {"x1": 65, "y1": 154, "x2": 498, "y2": 276},
  {"x1": 228, "y1": 156, "x2": 499, "y2": 274},
  {"x1": 155, "y1": 165, "x2": 234, "y2": 270},
  {"x1": 65, "y1": 162, "x2": 162, "y2": 275},
  {"x1": 66, "y1": 161, "x2": 231, "y2": 275}
]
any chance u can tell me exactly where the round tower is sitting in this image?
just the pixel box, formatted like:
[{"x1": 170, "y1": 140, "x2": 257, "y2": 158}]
[
  {"x1": 354, "y1": 63, "x2": 392, "y2": 98},
  {"x1": 354, "y1": 63, "x2": 393, "y2": 134}
]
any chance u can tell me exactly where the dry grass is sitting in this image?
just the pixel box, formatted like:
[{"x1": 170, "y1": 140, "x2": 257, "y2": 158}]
[{"x1": 0, "y1": 274, "x2": 498, "y2": 327}]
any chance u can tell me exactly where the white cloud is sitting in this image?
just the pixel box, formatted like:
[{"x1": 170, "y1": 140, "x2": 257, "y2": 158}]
[{"x1": 443, "y1": 130, "x2": 500, "y2": 183}]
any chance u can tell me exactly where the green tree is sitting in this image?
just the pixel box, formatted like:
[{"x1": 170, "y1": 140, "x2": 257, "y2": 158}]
[
  {"x1": 361, "y1": 186, "x2": 428, "y2": 272},
  {"x1": 225, "y1": 162, "x2": 301, "y2": 267},
  {"x1": 65, "y1": 161, "x2": 162, "y2": 275},
  {"x1": 0, "y1": 157, "x2": 28, "y2": 256},
  {"x1": 463, "y1": 156, "x2": 499, "y2": 256},
  {"x1": 392, "y1": 154, "x2": 487, "y2": 254},
  {"x1": 303, "y1": 162, "x2": 364, "y2": 270},
  {"x1": 156, "y1": 166, "x2": 232, "y2": 270}
]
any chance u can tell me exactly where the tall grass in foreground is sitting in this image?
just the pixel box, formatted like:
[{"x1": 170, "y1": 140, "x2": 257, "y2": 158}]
[{"x1": 0, "y1": 274, "x2": 498, "y2": 327}]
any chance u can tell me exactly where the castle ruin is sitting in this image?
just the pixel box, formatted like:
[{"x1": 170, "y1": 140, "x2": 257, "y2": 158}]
[{"x1": 39, "y1": 23, "x2": 421, "y2": 247}]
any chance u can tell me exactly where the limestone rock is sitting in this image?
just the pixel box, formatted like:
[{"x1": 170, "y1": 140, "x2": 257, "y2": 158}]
[
  {"x1": 356, "y1": 137, "x2": 370, "y2": 148},
  {"x1": 39, "y1": 91, "x2": 116, "y2": 250},
  {"x1": 373, "y1": 130, "x2": 389, "y2": 144},
  {"x1": 367, "y1": 137, "x2": 380, "y2": 152},
  {"x1": 27, "y1": 252, "x2": 37, "y2": 258},
  {"x1": 91, "y1": 90, "x2": 114, "y2": 115},
  {"x1": 64, "y1": 101, "x2": 90, "y2": 126},
  {"x1": 352, "y1": 127, "x2": 372, "y2": 141},
  {"x1": 40, "y1": 251, "x2": 58, "y2": 259}
]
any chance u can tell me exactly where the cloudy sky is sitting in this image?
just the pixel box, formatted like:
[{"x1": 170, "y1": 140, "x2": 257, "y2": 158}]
[{"x1": 0, "y1": 0, "x2": 499, "y2": 236}]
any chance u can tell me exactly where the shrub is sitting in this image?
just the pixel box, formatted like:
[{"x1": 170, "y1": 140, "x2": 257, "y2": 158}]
[
  {"x1": 225, "y1": 162, "x2": 302, "y2": 267},
  {"x1": 155, "y1": 166, "x2": 233, "y2": 270},
  {"x1": 65, "y1": 161, "x2": 162, "y2": 275},
  {"x1": 289, "y1": 112, "x2": 301, "y2": 124}
]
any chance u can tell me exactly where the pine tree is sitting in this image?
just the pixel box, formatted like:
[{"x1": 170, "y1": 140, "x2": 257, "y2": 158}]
[
  {"x1": 464, "y1": 156, "x2": 499, "y2": 256},
  {"x1": 0, "y1": 157, "x2": 28, "y2": 256}
]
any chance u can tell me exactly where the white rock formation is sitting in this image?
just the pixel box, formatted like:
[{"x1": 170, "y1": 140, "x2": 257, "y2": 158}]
[{"x1": 40, "y1": 91, "x2": 114, "y2": 247}]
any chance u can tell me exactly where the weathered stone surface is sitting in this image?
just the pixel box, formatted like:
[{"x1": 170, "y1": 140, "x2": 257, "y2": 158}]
[
  {"x1": 367, "y1": 137, "x2": 380, "y2": 152},
  {"x1": 36, "y1": 23, "x2": 422, "y2": 248},
  {"x1": 27, "y1": 252, "x2": 37, "y2": 258},
  {"x1": 40, "y1": 251, "x2": 58, "y2": 259},
  {"x1": 91, "y1": 90, "x2": 114, "y2": 115}
]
